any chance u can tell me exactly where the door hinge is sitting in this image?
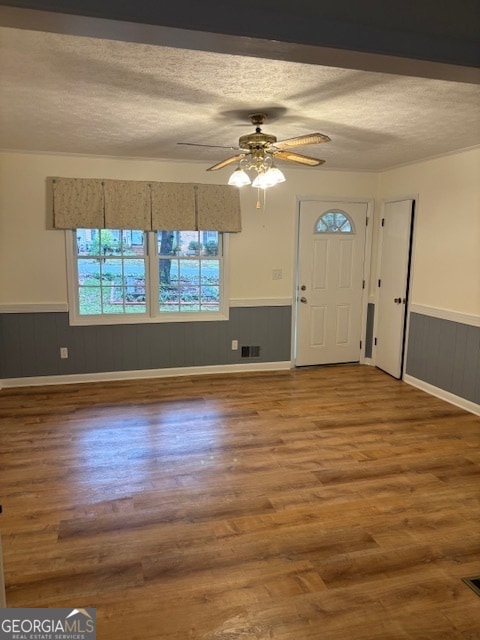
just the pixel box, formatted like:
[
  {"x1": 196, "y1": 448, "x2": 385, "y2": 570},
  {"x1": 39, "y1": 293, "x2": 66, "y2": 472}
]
[
  {"x1": 374, "y1": 337, "x2": 377, "y2": 346},
  {"x1": 378, "y1": 279, "x2": 381, "y2": 287},
  {"x1": 362, "y1": 279, "x2": 365, "y2": 289},
  {"x1": 360, "y1": 340, "x2": 363, "y2": 349},
  {"x1": 381, "y1": 218, "x2": 385, "y2": 227},
  {"x1": 366, "y1": 217, "x2": 369, "y2": 226}
]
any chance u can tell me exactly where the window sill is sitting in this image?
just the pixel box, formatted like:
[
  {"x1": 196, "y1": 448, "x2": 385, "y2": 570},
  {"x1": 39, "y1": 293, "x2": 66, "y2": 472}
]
[{"x1": 68, "y1": 310, "x2": 229, "y2": 326}]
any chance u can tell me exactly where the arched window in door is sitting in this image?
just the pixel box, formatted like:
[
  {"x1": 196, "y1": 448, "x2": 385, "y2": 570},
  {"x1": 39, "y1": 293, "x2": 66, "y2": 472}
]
[{"x1": 315, "y1": 210, "x2": 355, "y2": 234}]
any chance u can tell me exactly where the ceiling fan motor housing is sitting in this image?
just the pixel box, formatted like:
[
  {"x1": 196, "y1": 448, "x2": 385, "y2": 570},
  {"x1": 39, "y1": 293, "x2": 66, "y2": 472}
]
[{"x1": 239, "y1": 131, "x2": 277, "y2": 150}]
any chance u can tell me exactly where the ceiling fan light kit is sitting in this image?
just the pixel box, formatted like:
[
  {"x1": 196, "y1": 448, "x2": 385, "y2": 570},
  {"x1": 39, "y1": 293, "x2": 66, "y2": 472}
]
[
  {"x1": 179, "y1": 113, "x2": 330, "y2": 190},
  {"x1": 228, "y1": 154, "x2": 286, "y2": 189},
  {"x1": 251, "y1": 164, "x2": 286, "y2": 189},
  {"x1": 228, "y1": 166, "x2": 251, "y2": 187}
]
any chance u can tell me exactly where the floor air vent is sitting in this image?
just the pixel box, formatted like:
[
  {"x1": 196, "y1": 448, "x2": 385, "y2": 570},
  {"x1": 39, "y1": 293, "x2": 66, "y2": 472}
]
[
  {"x1": 462, "y1": 576, "x2": 480, "y2": 597},
  {"x1": 241, "y1": 346, "x2": 261, "y2": 358}
]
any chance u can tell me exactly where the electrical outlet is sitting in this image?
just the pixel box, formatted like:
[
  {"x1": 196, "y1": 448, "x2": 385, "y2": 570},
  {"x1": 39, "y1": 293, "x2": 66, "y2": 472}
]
[
  {"x1": 60, "y1": 347, "x2": 68, "y2": 359},
  {"x1": 231, "y1": 339, "x2": 238, "y2": 351},
  {"x1": 272, "y1": 268, "x2": 283, "y2": 280}
]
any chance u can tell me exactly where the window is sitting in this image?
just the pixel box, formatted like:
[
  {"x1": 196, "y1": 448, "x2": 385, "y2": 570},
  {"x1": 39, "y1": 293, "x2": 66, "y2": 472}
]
[
  {"x1": 158, "y1": 230, "x2": 221, "y2": 312},
  {"x1": 68, "y1": 229, "x2": 226, "y2": 324},
  {"x1": 315, "y1": 210, "x2": 354, "y2": 234},
  {"x1": 76, "y1": 229, "x2": 147, "y2": 315}
]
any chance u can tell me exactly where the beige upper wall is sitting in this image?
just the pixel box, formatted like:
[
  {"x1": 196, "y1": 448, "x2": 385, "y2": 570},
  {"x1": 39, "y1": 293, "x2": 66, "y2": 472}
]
[
  {"x1": 0, "y1": 151, "x2": 378, "y2": 305},
  {"x1": 1, "y1": 149, "x2": 478, "y2": 315},
  {"x1": 377, "y1": 148, "x2": 480, "y2": 316}
]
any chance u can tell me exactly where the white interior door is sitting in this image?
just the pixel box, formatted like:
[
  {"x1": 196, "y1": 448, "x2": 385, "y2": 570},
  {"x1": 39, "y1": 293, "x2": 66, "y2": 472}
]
[
  {"x1": 295, "y1": 201, "x2": 368, "y2": 366},
  {"x1": 375, "y1": 199, "x2": 414, "y2": 378}
]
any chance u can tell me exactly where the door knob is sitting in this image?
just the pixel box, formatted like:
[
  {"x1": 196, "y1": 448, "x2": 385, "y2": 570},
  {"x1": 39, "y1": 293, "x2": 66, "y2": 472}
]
[
  {"x1": 300, "y1": 285, "x2": 307, "y2": 291},
  {"x1": 394, "y1": 297, "x2": 402, "y2": 304},
  {"x1": 300, "y1": 297, "x2": 308, "y2": 304}
]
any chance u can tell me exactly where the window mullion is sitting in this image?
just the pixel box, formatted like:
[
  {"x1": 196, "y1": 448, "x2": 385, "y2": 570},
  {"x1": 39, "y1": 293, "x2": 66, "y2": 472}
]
[
  {"x1": 99, "y1": 247, "x2": 105, "y2": 314},
  {"x1": 121, "y1": 255, "x2": 125, "y2": 314},
  {"x1": 199, "y1": 257, "x2": 202, "y2": 310},
  {"x1": 148, "y1": 231, "x2": 159, "y2": 318}
]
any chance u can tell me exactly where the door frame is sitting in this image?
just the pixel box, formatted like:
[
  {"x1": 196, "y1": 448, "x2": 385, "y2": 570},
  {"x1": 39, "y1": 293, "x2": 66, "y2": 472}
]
[
  {"x1": 372, "y1": 194, "x2": 418, "y2": 378},
  {"x1": 292, "y1": 196, "x2": 375, "y2": 366}
]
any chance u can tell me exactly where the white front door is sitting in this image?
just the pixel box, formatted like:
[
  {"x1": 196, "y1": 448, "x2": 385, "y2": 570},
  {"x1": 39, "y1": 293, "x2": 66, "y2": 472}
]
[
  {"x1": 375, "y1": 199, "x2": 414, "y2": 378},
  {"x1": 295, "y1": 201, "x2": 368, "y2": 366}
]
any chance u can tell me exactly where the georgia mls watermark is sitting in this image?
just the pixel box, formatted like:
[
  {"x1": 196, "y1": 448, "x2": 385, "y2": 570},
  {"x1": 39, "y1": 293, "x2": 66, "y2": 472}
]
[{"x1": 0, "y1": 608, "x2": 96, "y2": 640}]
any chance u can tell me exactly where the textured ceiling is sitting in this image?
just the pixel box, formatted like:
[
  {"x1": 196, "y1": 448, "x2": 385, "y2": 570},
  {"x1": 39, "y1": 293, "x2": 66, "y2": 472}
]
[{"x1": 0, "y1": 26, "x2": 479, "y2": 172}]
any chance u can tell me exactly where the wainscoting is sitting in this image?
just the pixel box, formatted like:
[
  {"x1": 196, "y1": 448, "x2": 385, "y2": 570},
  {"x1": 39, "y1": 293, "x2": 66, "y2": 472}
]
[
  {"x1": 2, "y1": 306, "x2": 478, "y2": 415},
  {"x1": 0, "y1": 306, "x2": 291, "y2": 380},
  {"x1": 406, "y1": 311, "x2": 480, "y2": 407},
  {"x1": 365, "y1": 302, "x2": 375, "y2": 359}
]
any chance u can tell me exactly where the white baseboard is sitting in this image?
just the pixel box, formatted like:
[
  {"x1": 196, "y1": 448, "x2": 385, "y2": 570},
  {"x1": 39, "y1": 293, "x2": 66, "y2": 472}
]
[
  {"x1": 403, "y1": 374, "x2": 480, "y2": 416},
  {"x1": 0, "y1": 361, "x2": 292, "y2": 389}
]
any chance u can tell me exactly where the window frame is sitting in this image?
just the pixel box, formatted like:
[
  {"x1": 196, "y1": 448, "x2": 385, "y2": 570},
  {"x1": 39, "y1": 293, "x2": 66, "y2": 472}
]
[{"x1": 65, "y1": 230, "x2": 229, "y2": 326}]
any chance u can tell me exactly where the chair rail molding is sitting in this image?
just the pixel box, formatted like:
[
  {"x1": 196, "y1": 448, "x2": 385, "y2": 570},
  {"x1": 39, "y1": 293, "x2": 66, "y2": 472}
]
[{"x1": 409, "y1": 303, "x2": 480, "y2": 327}]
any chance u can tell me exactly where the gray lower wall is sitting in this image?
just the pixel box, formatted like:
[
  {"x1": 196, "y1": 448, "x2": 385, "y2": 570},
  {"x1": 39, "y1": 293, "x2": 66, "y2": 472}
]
[
  {"x1": 0, "y1": 307, "x2": 292, "y2": 379},
  {"x1": 3, "y1": 308, "x2": 477, "y2": 407},
  {"x1": 365, "y1": 303, "x2": 375, "y2": 359},
  {"x1": 406, "y1": 312, "x2": 480, "y2": 405}
]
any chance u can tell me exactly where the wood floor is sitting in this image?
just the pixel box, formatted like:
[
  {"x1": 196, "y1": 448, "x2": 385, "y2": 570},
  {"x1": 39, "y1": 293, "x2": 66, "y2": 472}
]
[{"x1": 0, "y1": 365, "x2": 479, "y2": 639}]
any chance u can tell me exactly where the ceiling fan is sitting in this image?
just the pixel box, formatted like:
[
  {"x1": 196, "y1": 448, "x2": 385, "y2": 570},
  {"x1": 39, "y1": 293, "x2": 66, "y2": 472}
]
[{"x1": 178, "y1": 113, "x2": 330, "y2": 188}]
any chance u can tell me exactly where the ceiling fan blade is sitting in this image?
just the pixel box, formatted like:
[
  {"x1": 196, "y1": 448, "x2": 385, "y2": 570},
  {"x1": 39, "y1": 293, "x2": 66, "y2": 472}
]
[
  {"x1": 206, "y1": 153, "x2": 248, "y2": 171},
  {"x1": 273, "y1": 150, "x2": 325, "y2": 166},
  {"x1": 178, "y1": 142, "x2": 240, "y2": 150},
  {"x1": 274, "y1": 133, "x2": 331, "y2": 149}
]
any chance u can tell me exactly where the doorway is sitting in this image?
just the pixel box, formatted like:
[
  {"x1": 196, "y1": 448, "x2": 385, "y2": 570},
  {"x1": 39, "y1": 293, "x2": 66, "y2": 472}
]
[
  {"x1": 295, "y1": 200, "x2": 370, "y2": 366},
  {"x1": 374, "y1": 199, "x2": 415, "y2": 378}
]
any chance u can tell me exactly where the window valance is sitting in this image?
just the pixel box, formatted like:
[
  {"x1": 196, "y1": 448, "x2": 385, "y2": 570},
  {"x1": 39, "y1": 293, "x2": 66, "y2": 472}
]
[{"x1": 49, "y1": 177, "x2": 242, "y2": 232}]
